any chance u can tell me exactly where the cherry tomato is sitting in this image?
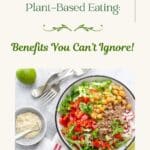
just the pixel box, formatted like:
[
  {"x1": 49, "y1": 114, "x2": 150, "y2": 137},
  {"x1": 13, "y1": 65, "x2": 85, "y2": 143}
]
[
  {"x1": 72, "y1": 135, "x2": 78, "y2": 140},
  {"x1": 75, "y1": 110, "x2": 84, "y2": 119},
  {"x1": 92, "y1": 140, "x2": 102, "y2": 148},
  {"x1": 81, "y1": 114, "x2": 89, "y2": 121},
  {"x1": 93, "y1": 140, "x2": 111, "y2": 149},
  {"x1": 74, "y1": 124, "x2": 82, "y2": 132},
  {"x1": 114, "y1": 134, "x2": 123, "y2": 140},
  {"x1": 82, "y1": 97, "x2": 90, "y2": 103},
  {"x1": 59, "y1": 115, "x2": 69, "y2": 127}
]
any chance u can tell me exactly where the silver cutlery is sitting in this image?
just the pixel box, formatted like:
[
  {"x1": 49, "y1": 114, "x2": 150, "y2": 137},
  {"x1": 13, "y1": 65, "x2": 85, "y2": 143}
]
[
  {"x1": 32, "y1": 69, "x2": 90, "y2": 98},
  {"x1": 38, "y1": 84, "x2": 60, "y2": 105},
  {"x1": 31, "y1": 69, "x2": 69, "y2": 98}
]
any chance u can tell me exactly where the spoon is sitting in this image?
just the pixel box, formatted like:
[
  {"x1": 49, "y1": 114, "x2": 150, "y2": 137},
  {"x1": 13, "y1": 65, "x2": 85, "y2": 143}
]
[
  {"x1": 31, "y1": 69, "x2": 69, "y2": 98},
  {"x1": 15, "y1": 123, "x2": 40, "y2": 140},
  {"x1": 32, "y1": 69, "x2": 90, "y2": 98}
]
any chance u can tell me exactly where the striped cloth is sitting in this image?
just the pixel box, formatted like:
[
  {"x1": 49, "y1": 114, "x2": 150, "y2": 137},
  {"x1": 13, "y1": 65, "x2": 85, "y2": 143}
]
[{"x1": 53, "y1": 143, "x2": 62, "y2": 150}]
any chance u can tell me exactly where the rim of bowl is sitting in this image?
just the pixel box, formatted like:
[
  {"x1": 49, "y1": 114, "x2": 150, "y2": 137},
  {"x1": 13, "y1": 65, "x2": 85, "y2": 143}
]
[
  {"x1": 55, "y1": 75, "x2": 135, "y2": 150},
  {"x1": 15, "y1": 106, "x2": 47, "y2": 146}
]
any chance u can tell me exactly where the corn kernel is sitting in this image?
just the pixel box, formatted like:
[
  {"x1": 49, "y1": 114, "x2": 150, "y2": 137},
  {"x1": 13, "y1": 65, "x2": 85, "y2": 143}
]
[
  {"x1": 112, "y1": 85, "x2": 119, "y2": 90},
  {"x1": 119, "y1": 90, "x2": 126, "y2": 97},
  {"x1": 95, "y1": 109, "x2": 100, "y2": 113},
  {"x1": 117, "y1": 95, "x2": 122, "y2": 100},
  {"x1": 122, "y1": 100, "x2": 127, "y2": 105},
  {"x1": 102, "y1": 99, "x2": 107, "y2": 105},
  {"x1": 91, "y1": 112, "x2": 97, "y2": 119},
  {"x1": 96, "y1": 105, "x2": 102, "y2": 109},
  {"x1": 99, "y1": 107, "x2": 105, "y2": 112},
  {"x1": 97, "y1": 114, "x2": 103, "y2": 119},
  {"x1": 112, "y1": 90, "x2": 118, "y2": 95},
  {"x1": 126, "y1": 104, "x2": 132, "y2": 110},
  {"x1": 113, "y1": 100, "x2": 119, "y2": 105},
  {"x1": 90, "y1": 98, "x2": 95, "y2": 102},
  {"x1": 119, "y1": 86, "x2": 123, "y2": 90}
]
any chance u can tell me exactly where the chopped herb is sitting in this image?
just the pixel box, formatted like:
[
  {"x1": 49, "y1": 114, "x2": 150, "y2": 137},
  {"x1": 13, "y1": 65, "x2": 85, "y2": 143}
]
[
  {"x1": 115, "y1": 138, "x2": 130, "y2": 148},
  {"x1": 66, "y1": 138, "x2": 82, "y2": 149},
  {"x1": 66, "y1": 125, "x2": 75, "y2": 138},
  {"x1": 80, "y1": 81, "x2": 90, "y2": 87},
  {"x1": 70, "y1": 86, "x2": 80, "y2": 99},
  {"x1": 92, "y1": 129, "x2": 99, "y2": 139},
  {"x1": 111, "y1": 119, "x2": 124, "y2": 135},
  {"x1": 105, "y1": 135, "x2": 112, "y2": 141},
  {"x1": 79, "y1": 103, "x2": 93, "y2": 114},
  {"x1": 90, "y1": 80, "x2": 112, "y2": 91},
  {"x1": 58, "y1": 95, "x2": 72, "y2": 115}
]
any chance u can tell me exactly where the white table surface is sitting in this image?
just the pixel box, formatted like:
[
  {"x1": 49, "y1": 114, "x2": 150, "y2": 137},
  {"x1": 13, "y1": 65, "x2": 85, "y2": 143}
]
[{"x1": 15, "y1": 68, "x2": 134, "y2": 150}]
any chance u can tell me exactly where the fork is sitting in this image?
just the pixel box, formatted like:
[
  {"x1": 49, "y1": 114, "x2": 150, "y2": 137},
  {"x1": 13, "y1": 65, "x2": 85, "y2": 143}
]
[
  {"x1": 32, "y1": 69, "x2": 90, "y2": 98},
  {"x1": 38, "y1": 84, "x2": 60, "y2": 105},
  {"x1": 37, "y1": 69, "x2": 90, "y2": 105},
  {"x1": 32, "y1": 69, "x2": 69, "y2": 98},
  {"x1": 37, "y1": 70, "x2": 73, "y2": 105}
]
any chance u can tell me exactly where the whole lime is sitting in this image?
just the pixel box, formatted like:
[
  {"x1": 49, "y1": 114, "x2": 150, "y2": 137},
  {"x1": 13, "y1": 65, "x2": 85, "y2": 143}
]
[{"x1": 16, "y1": 68, "x2": 36, "y2": 85}]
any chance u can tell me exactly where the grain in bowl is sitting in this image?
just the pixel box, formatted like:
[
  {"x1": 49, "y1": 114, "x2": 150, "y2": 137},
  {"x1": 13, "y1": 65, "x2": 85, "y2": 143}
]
[
  {"x1": 15, "y1": 107, "x2": 47, "y2": 146},
  {"x1": 16, "y1": 112, "x2": 42, "y2": 139}
]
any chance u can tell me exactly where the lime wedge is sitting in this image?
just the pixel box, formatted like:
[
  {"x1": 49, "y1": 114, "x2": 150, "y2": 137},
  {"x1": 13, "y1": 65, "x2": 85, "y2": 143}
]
[{"x1": 16, "y1": 68, "x2": 36, "y2": 85}]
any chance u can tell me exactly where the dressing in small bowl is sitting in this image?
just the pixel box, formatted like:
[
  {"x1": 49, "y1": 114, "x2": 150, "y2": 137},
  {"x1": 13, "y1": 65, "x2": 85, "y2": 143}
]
[{"x1": 15, "y1": 107, "x2": 47, "y2": 146}]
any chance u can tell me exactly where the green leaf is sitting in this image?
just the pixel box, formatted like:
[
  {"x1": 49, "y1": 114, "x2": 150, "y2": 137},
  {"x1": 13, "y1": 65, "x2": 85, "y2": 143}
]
[
  {"x1": 105, "y1": 135, "x2": 112, "y2": 141},
  {"x1": 112, "y1": 127, "x2": 124, "y2": 135},
  {"x1": 98, "y1": 80, "x2": 112, "y2": 90},
  {"x1": 66, "y1": 125, "x2": 75, "y2": 138},
  {"x1": 111, "y1": 119, "x2": 124, "y2": 135},
  {"x1": 79, "y1": 103, "x2": 93, "y2": 114},
  {"x1": 89, "y1": 80, "x2": 112, "y2": 91},
  {"x1": 92, "y1": 129, "x2": 99, "y2": 139},
  {"x1": 70, "y1": 86, "x2": 80, "y2": 100},
  {"x1": 115, "y1": 138, "x2": 130, "y2": 148},
  {"x1": 58, "y1": 95, "x2": 72, "y2": 115},
  {"x1": 80, "y1": 81, "x2": 90, "y2": 87},
  {"x1": 66, "y1": 138, "x2": 82, "y2": 149}
]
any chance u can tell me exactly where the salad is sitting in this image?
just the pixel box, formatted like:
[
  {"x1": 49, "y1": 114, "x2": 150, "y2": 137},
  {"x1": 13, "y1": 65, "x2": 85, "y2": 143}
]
[{"x1": 58, "y1": 79, "x2": 134, "y2": 150}]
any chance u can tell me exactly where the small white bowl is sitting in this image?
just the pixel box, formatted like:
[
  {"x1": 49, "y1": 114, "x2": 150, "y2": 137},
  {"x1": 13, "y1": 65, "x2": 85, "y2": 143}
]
[{"x1": 15, "y1": 107, "x2": 47, "y2": 146}]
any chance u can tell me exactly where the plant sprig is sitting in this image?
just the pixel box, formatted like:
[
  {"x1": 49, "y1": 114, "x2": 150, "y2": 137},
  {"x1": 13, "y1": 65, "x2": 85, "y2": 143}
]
[
  {"x1": 74, "y1": 24, "x2": 103, "y2": 32},
  {"x1": 43, "y1": 24, "x2": 72, "y2": 32},
  {"x1": 43, "y1": 24, "x2": 103, "y2": 32}
]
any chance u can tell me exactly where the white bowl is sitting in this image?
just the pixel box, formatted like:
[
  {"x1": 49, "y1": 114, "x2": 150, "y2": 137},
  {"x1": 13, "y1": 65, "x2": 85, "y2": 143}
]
[
  {"x1": 55, "y1": 75, "x2": 135, "y2": 150},
  {"x1": 15, "y1": 107, "x2": 47, "y2": 146}
]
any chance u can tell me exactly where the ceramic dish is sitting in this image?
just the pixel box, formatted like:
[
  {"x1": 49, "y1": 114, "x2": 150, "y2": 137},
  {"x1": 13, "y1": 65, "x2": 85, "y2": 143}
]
[
  {"x1": 15, "y1": 107, "x2": 47, "y2": 146},
  {"x1": 55, "y1": 75, "x2": 135, "y2": 150}
]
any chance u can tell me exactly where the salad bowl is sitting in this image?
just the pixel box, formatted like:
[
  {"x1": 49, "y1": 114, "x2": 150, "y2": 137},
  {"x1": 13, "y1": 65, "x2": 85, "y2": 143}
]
[{"x1": 55, "y1": 76, "x2": 135, "y2": 150}]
